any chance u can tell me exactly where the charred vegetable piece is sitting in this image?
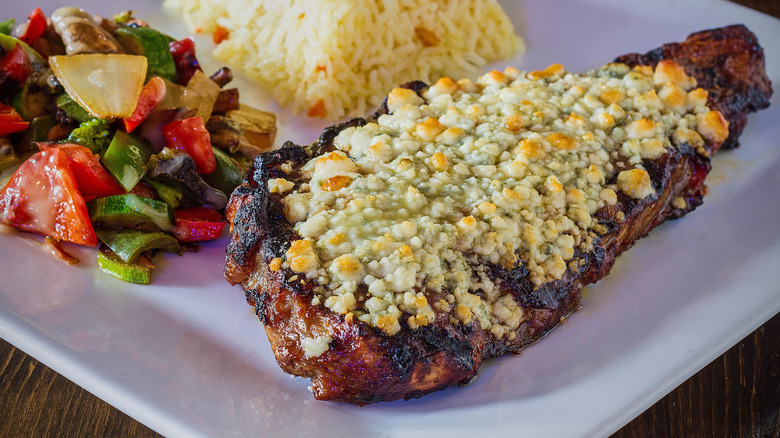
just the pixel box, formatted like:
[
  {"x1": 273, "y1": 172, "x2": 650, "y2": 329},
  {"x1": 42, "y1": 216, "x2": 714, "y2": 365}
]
[
  {"x1": 205, "y1": 115, "x2": 243, "y2": 153},
  {"x1": 96, "y1": 229, "x2": 181, "y2": 263},
  {"x1": 67, "y1": 118, "x2": 112, "y2": 154},
  {"x1": 97, "y1": 246, "x2": 152, "y2": 284},
  {"x1": 50, "y1": 7, "x2": 123, "y2": 55},
  {"x1": 172, "y1": 207, "x2": 225, "y2": 242},
  {"x1": 154, "y1": 74, "x2": 217, "y2": 121},
  {"x1": 124, "y1": 76, "x2": 166, "y2": 133},
  {"x1": 225, "y1": 104, "x2": 276, "y2": 156},
  {"x1": 89, "y1": 194, "x2": 173, "y2": 231},
  {"x1": 147, "y1": 148, "x2": 227, "y2": 210},
  {"x1": 0, "y1": 147, "x2": 97, "y2": 246},
  {"x1": 50, "y1": 54, "x2": 147, "y2": 119},
  {"x1": 101, "y1": 131, "x2": 153, "y2": 191},
  {"x1": 209, "y1": 67, "x2": 233, "y2": 87},
  {"x1": 162, "y1": 116, "x2": 216, "y2": 174},
  {"x1": 212, "y1": 88, "x2": 239, "y2": 114},
  {"x1": 183, "y1": 70, "x2": 220, "y2": 122},
  {"x1": 115, "y1": 26, "x2": 177, "y2": 83}
]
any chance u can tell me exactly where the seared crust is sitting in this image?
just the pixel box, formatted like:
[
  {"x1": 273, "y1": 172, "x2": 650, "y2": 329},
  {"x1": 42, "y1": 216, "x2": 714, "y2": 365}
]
[{"x1": 225, "y1": 25, "x2": 772, "y2": 404}]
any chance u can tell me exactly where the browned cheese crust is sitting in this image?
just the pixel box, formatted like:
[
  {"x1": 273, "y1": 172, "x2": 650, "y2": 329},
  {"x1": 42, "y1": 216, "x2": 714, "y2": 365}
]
[{"x1": 224, "y1": 25, "x2": 771, "y2": 404}]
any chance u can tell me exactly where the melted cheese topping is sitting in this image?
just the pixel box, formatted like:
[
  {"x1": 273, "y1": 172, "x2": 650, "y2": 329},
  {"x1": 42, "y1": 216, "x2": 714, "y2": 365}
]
[{"x1": 281, "y1": 62, "x2": 725, "y2": 336}]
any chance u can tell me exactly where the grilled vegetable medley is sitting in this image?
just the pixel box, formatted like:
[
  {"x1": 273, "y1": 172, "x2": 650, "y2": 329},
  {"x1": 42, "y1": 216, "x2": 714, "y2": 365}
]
[{"x1": 0, "y1": 7, "x2": 276, "y2": 284}]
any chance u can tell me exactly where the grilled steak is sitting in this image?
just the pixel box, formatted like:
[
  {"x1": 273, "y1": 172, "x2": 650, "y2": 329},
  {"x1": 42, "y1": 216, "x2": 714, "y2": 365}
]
[{"x1": 224, "y1": 25, "x2": 771, "y2": 404}]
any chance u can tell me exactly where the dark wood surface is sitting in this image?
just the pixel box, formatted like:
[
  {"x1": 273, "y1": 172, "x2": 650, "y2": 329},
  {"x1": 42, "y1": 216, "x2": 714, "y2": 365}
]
[{"x1": 1, "y1": 1, "x2": 779, "y2": 437}]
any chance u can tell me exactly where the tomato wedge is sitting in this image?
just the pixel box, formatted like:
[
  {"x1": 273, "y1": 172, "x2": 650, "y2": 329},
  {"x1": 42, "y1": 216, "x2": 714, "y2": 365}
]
[
  {"x1": 0, "y1": 103, "x2": 28, "y2": 135},
  {"x1": 38, "y1": 143, "x2": 125, "y2": 201},
  {"x1": 162, "y1": 116, "x2": 216, "y2": 174},
  {"x1": 0, "y1": 148, "x2": 97, "y2": 246},
  {"x1": 124, "y1": 76, "x2": 167, "y2": 133},
  {"x1": 0, "y1": 42, "x2": 32, "y2": 85},
  {"x1": 172, "y1": 207, "x2": 225, "y2": 242}
]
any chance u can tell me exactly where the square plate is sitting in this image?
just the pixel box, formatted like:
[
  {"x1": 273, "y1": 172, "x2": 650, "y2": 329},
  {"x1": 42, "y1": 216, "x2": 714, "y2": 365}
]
[{"x1": 1, "y1": 1, "x2": 779, "y2": 436}]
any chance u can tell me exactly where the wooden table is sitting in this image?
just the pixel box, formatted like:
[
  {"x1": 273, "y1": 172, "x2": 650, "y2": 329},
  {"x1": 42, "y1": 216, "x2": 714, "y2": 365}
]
[{"x1": 1, "y1": 1, "x2": 779, "y2": 436}]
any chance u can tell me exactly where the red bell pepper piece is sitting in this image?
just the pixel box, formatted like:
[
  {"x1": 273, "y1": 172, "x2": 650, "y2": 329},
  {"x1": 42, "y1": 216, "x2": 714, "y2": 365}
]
[
  {"x1": 0, "y1": 148, "x2": 97, "y2": 246},
  {"x1": 0, "y1": 121, "x2": 29, "y2": 136},
  {"x1": 162, "y1": 116, "x2": 216, "y2": 174},
  {"x1": 19, "y1": 7, "x2": 47, "y2": 46},
  {"x1": 169, "y1": 37, "x2": 201, "y2": 85},
  {"x1": 0, "y1": 103, "x2": 29, "y2": 135},
  {"x1": 38, "y1": 143, "x2": 125, "y2": 201},
  {"x1": 0, "y1": 42, "x2": 32, "y2": 84},
  {"x1": 0, "y1": 104, "x2": 24, "y2": 116},
  {"x1": 124, "y1": 76, "x2": 167, "y2": 133},
  {"x1": 172, "y1": 207, "x2": 225, "y2": 242}
]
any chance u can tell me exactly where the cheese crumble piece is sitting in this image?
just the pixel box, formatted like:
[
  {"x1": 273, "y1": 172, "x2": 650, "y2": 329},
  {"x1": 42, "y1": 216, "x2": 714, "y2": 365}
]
[
  {"x1": 281, "y1": 61, "x2": 723, "y2": 337},
  {"x1": 697, "y1": 111, "x2": 730, "y2": 143},
  {"x1": 302, "y1": 336, "x2": 332, "y2": 358},
  {"x1": 617, "y1": 168, "x2": 654, "y2": 199},
  {"x1": 286, "y1": 239, "x2": 319, "y2": 275},
  {"x1": 268, "y1": 178, "x2": 295, "y2": 194}
]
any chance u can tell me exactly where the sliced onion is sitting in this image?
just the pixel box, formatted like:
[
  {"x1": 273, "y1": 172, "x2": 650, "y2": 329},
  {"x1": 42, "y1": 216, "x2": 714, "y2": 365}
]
[{"x1": 50, "y1": 54, "x2": 147, "y2": 119}]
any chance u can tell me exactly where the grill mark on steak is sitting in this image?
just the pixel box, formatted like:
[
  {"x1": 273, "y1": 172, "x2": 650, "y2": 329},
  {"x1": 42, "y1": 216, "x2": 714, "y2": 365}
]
[{"x1": 225, "y1": 25, "x2": 772, "y2": 404}]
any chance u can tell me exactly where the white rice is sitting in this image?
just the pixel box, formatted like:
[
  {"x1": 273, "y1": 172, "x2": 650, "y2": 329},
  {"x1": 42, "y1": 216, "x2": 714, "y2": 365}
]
[{"x1": 164, "y1": 0, "x2": 524, "y2": 120}]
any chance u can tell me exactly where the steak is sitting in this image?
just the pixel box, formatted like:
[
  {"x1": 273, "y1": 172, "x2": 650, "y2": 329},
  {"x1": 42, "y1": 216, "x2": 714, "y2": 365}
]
[{"x1": 224, "y1": 25, "x2": 771, "y2": 404}]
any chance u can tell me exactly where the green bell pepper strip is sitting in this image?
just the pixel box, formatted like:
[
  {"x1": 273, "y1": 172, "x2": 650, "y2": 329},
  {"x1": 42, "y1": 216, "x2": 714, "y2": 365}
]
[
  {"x1": 96, "y1": 229, "x2": 181, "y2": 263},
  {"x1": 0, "y1": 149, "x2": 17, "y2": 170},
  {"x1": 202, "y1": 147, "x2": 244, "y2": 196},
  {"x1": 12, "y1": 80, "x2": 51, "y2": 121},
  {"x1": 101, "y1": 131, "x2": 153, "y2": 191},
  {"x1": 55, "y1": 93, "x2": 93, "y2": 124},
  {"x1": 114, "y1": 26, "x2": 177, "y2": 83},
  {"x1": 0, "y1": 19, "x2": 14, "y2": 36},
  {"x1": 89, "y1": 194, "x2": 174, "y2": 231},
  {"x1": 27, "y1": 115, "x2": 56, "y2": 142},
  {"x1": 97, "y1": 247, "x2": 152, "y2": 284},
  {"x1": 144, "y1": 177, "x2": 184, "y2": 210}
]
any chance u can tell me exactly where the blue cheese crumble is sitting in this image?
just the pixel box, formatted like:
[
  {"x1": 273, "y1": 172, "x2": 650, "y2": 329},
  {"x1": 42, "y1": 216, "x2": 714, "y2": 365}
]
[{"x1": 281, "y1": 60, "x2": 728, "y2": 337}]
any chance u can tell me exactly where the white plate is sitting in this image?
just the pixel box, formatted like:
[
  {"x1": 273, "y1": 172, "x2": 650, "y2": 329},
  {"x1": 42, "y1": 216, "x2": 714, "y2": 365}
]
[{"x1": 1, "y1": 1, "x2": 779, "y2": 436}]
